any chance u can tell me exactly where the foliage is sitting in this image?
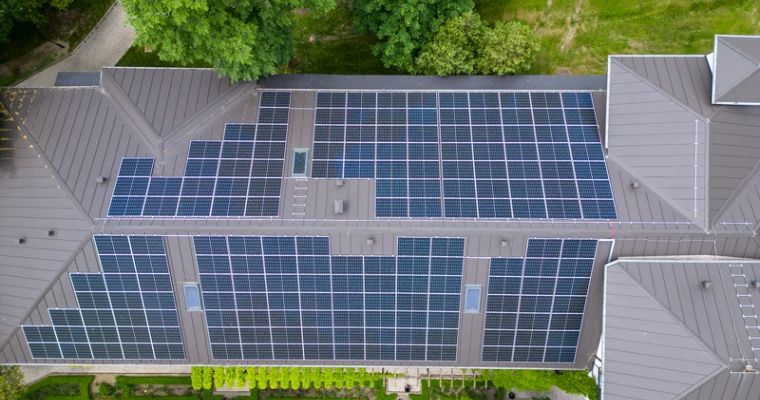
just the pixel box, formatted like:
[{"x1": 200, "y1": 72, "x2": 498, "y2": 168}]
[
  {"x1": 20, "y1": 375, "x2": 93, "y2": 400},
  {"x1": 353, "y1": 0, "x2": 474, "y2": 72},
  {"x1": 121, "y1": 0, "x2": 335, "y2": 82},
  {"x1": 415, "y1": 12, "x2": 538, "y2": 75},
  {"x1": 97, "y1": 383, "x2": 114, "y2": 397},
  {"x1": 114, "y1": 376, "x2": 221, "y2": 400},
  {"x1": 201, "y1": 368, "x2": 212, "y2": 391},
  {"x1": 190, "y1": 367, "x2": 202, "y2": 391},
  {"x1": 476, "y1": 21, "x2": 539, "y2": 75},
  {"x1": 0, "y1": 366, "x2": 23, "y2": 400},
  {"x1": 212, "y1": 368, "x2": 224, "y2": 390},
  {"x1": 477, "y1": 370, "x2": 598, "y2": 400},
  {"x1": 414, "y1": 12, "x2": 484, "y2": 75}
]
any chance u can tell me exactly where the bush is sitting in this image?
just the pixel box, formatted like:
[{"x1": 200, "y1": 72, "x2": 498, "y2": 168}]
[
  {"x1": 114, "y1": 376, "x2": 222, "y2": 400},
  {"x1": 201, "y1": 368, "x2": 212, "y2": 391},
  {"x1": 98, "y1": 382, "x2": 114, "y2": 396},
  {"x1": 0, "y1": 366, "x2": 24, "y2": 400},
  {"x1": 21, "y1": 375, "x2": 93, "y2": 400},
  {"x1": 213, "y1": 368, "x2": 225, "y2": 390},
  {"x1": 191, "y1": 367, "x2": 203, "y2": 391}
]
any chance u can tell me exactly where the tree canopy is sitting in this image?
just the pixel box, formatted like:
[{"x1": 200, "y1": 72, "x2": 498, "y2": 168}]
[
  {"x1": 415, "y1": 13, "x2": 540, "y2": 76},
  {"x1": 0, "y1": 365, "x2": 23, "y2": 400},
  {"x1": 353, "y1": 0, "x2": 474, "y2": 72},
  {"x1": 121, "y1": 0, "x2": 335, "y2": 82},
  {"x1": 0, "y1": 0, "x2": 71, "y2": 43}
]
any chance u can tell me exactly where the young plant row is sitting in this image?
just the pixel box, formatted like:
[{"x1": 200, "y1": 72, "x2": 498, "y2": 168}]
[{"x1": 190, "y1": 366, "x2": 374, "y2": 391}]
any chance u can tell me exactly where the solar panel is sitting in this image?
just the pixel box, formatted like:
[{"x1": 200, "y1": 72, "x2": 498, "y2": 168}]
[
  {"x1": 482, "y1": 238, "x2": 597, "y2": 363},
  {"x1": 312, "y1": 91, "x2": 616, "y2": 220},
  {"x1": 108, "y1": 92, "x2": 290, "y2": 218},
  {"x1": 194, "y1": 236, "x2": 464, "y2": 361},
  {"x1": 22, "y1": 236, "x2": 185, "y2": 360}
]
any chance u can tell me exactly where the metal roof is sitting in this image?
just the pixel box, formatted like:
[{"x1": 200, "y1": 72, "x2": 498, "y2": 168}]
[
  {"x1": 604, "y1": 258, "x2": 760, "y2": 400},
  {"x1": 0, "y1": 58, "x2": 758, "y2": 371},
  {"x1": 607, "y1": 55, "x2": 760, "y2": 232},
  {"x1": 712, "y1": 35, "x2": 760, "y2": 105}
]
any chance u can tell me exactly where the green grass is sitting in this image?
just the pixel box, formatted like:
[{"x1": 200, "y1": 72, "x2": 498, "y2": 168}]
[
  {"x1": 288, "y1": 3, "x2": 397, "y2": 74},
  {"x1": 475, "y1": 0, "x2": 760, "y2": 74},
  {"x1": 21, "y1": 375, "x2": 94, "y2": 400}
]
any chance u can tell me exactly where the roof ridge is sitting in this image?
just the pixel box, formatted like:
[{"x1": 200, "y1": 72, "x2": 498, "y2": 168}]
[
  {"x1": 710, "y1": 154, "x2": 760, "y2": 229},
  {"x1": 161, "y1": 82, "x2": 255, "y2": 155},
  {"x1": 99, "y1": 71, "x2": 162, "y2": 159},
  {"x1": 720, "y1": 36, "x2": 760, "y2": 67},
  {"x1": 0, "y1": 234, "x2": 93, "y2": 355},
  {"x1": 606, "y1": 155, "x2": 706, "y2": 231},
  {"x1": 671, "y1": 364, "x2": 729, "y2": 400},
  {"x1": 612, "y1": 57, "x2": 708, "y2": 122},
  {"x1": 615, "y1": 263, "x2": 727, "y2": 368},
  {"x1": 0, "y1": 90, "x2": 95, "y2": 225}
]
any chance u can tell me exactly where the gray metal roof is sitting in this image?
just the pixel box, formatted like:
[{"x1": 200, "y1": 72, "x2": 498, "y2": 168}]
[
  {"x1": 607, "y1": 55, "x2": 760, "y2": 232},
  {"x1": 712, "y1": 35, "x2": 760, "y2": 105},
  {"x1": 0, "y1": 64, "x2": 758, "y2": 370},
  {"x1": 604, "y1": 258, "x2": 760, "y2": 400}
]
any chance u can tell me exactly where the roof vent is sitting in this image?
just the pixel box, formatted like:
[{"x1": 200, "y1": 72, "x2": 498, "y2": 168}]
[
  {"x1": 334, "y1": 200, "x2": 345, "y2": 214},
  {"x1": 18, "y1": 237, "x2": 26, "y2": 245},
  {"x1": 48, "y1": 229, "x2": 55, "y2": 237},
  {"x1": 752, "y1": 280, "x2": 760, "y2": 289},
  {"x1": 701, "y1": 280, "x2": 712, "y2": 289},
  {"x1": 95, "y1": 176, "x2": 108, "y2": 183},
  {"x1": 367, "y1": 237, "x2": 375, "y2": 246},
  {"x1": 630, "y1": 181, "x2": 640, "y2": 190},
  {"x1": 746, "y1": 362, "x2": 755, "y2": 373},
  {"x1": 335, "y1": 179, "x2": 344, "y2": 187},
  {"x1": 501, "y1": 239, "x2": 510, "y2": 248}
]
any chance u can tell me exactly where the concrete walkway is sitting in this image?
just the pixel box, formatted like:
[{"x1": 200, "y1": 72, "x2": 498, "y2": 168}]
[{"x1": 17, "y1": 1, "x2": 135, "y2": 88}]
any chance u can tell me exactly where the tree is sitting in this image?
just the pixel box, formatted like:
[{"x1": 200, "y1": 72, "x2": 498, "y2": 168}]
[
  {"x1": 353, "y1": 0, "x2": 474, "y2": 72},
  {"x1": 414, "y1": 13, "x2": 539, "y2": 76},
  {"x1": 0, "y1": 365, "x2": 23, "y2": 400},
  {"x1": 202, "y1": 367, "x2": 213, "y2": 390},
  {"x1": 415, "y1": 12, "x2": 484, "y2": 75},
  {"x1": 476, "y1": 21, "x2": 539, "y2": 75},
  {"x1": 256, "y1": 368, "x2": 268, "y2": 390},
  {"x1": 233, "y1": 367, "x2": 245, "y2": 388},
  {"x1": 224, "y1": 367, "x2": 236, "y2": 388},
  {"x1": 121, "y1": 0, "x2": 335, "y2": 82},
  {"x1": 190, "y1": 366, "x2": 203, "y2": 390}
]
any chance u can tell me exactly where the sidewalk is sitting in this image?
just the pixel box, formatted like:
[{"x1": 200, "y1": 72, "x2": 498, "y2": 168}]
[{"x1": 17, "y1": 1, "x2": 135, "y2": 88}]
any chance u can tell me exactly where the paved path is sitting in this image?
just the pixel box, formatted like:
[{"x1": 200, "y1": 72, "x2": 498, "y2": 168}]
[{"x1": 17, "y1": 1, "x2": 135, "y2": 88}]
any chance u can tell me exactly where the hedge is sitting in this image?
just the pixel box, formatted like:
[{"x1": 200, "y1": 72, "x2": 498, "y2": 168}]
[
  {"x1": 114, "y1": 376, "x2": 222, "y2": 400},
  {"x1": 21, "y1": 375, "x2": 94, "y2": 400}
]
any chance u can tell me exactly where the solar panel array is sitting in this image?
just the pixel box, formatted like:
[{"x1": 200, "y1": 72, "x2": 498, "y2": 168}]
[
  {"x1": 194, "y1": 236, "x2": 464, "y2": 361},
  {"x1": 482, "y1": 238, "x2": 597, "y2": 363},
  {"x1": 108, "y1": 91, "x2": 290, "y2": 217},
  {"x1": 311, "y1": 91, "x2": 616, "y2": 219},
  {"x1": 23, "y1": 236, "x2": 185, "y2": 360}
]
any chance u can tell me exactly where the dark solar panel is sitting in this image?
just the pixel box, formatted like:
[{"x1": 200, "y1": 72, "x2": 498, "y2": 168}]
[
  {"x1": 108, "y1": 92, "x2": 290, "y2": 218},
  {"x1": 482, "y1": 238, "x2": 597, "y2": 363},
  {"x1": 22, "y1": 236, "x2": 185, "y2": 360},
  {"x1": 194, "y1": 236, "x2": 464, "y2": 361},
  {"x1": 312, "y1": 91, "x2": 616, "y2": 220}
]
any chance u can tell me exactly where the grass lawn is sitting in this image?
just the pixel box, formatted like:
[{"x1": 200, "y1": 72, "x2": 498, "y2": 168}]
[{"x1": 476, "y1": 0, "x2": 760, "y2": 74}]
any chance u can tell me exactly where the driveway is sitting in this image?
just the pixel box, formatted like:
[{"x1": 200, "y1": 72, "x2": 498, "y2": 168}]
[{"x1": 17, "y1": 1, "x2": 135, "y2": 88}]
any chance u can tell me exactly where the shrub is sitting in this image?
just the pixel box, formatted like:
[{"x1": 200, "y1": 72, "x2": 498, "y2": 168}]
[
  {"x1": 213, "y1": 368, "x2": 225, "y2": 390},
  {"x1": 190, "y1": 367, "x2": 203, "y2": 391},
  {"x1": 98, "y1": 382, "x2": 114, "y2": 396},
  {"x1": 1, "y1": 366, "x2": 23, "y2": 400},
  {"x1": 202, "y1": 367, "x2": 213, "y2": 391},
  {"x1": 21, "y1": 375, "x2": 93, "y2": 400}
]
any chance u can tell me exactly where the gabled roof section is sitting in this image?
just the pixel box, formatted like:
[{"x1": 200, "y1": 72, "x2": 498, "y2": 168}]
[
  {"x1": 101, "y1": 68, "x2": 233, "y2": 137},
  {"x1": 607, "y1": 56, "x2": 710, "y2": 229},
  {"x1": 712, "y1": 35, "x2": 760, "y2": 105},
  {"x1": 604, "y1": 258, "x2": 760, "y2": 400},
  {"x1": 607, "y1": 54, "x2": 760, "y2": 232},
  {"x1": 0, "y1": 91, "x2": 92, "y2": 348}
]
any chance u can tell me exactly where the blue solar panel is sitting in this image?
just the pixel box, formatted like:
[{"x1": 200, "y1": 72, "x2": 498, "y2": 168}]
[
  {"x1": 482, "y1": 238, "x2": 597, "y2": 363},
  {"x1": 108, "y1": 92, "x2": 290, "y2": 218},
  {"x1": 23, "y1": 236, "x2": 185, "y2": 360},
  {"x1": 194, "y1": 236, "x2": 464, "y2": 361},
  {"x1": 312, "y1": 91, "x2": 616, "y2": 220}
]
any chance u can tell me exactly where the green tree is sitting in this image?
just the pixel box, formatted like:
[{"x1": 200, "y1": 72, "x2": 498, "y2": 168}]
[
  {"x1": 0, "y1": 365, "x2": 23, "y2": 400},
  {"x1": 476, "y1": 21, "x2": 539, "y2": 75},
  {"x1": 121, "y1": 0, "x2": 335, "y2": 82},
  {"x1": 202, "y1": 367, "x2": 213, "y2": 390},
  {"x1": 233, "y1": 367, "x2": 245, "y2": 388},
  {"x1": 246, "y1": 367, "x2": 256, "y2": 388},
  {"x1": 256, "y1": 368, "x2": 268, "y2": 390},
  {"x1": 190, "y1": 366, "x2": 203, "y2": 390},
  {"x1": 414, "y1": 12, "x2": 484, "y2": 75},
  {"x1": 224, "y1": 367, "x2": 236, "y2": 388},
  {"x1": 353, "y1": 0, "x2": 474, "y2": 72},
  {"x1": 268, "y1": 367, "x2": 279, "y2": 390}
]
